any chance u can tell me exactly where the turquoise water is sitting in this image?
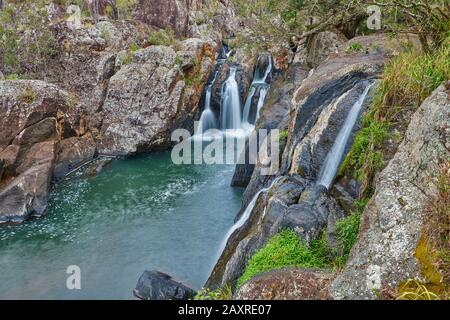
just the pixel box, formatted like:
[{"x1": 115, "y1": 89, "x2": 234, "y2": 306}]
[{"x1": 0, "y1": 151, "x2": 243, "y2": 299}]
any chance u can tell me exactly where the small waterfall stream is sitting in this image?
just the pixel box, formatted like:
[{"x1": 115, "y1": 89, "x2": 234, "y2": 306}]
[
  {"x1": 196, "y1": 80, "x2": 218, "y2": 135},
  {"x1": 317, "y1": 82, "x2": 374, "y2": 189},
  {"x1": 216, "y1": 176, "x2": 283, "y2": 260},
  {"x1": 220, "y1": 67, "x2": 242, "y2": 130},
  {"x1": 242, "y1": 56, "x2": 273, "y2": 125}
]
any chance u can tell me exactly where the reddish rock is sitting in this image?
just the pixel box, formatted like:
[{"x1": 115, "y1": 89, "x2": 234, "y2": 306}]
[{"x1": 235, "y1": 268, "x2": 333, "y2": 300}]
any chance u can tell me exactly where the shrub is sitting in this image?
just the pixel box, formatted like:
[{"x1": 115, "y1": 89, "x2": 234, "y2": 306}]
[
  {"x1": 19, "y1": 87, "x2": 37, "y2": 104},
  {"x1": 0, "y1": 2, "x2": 57, "y2": 78},
  {"x1": 148, "y1": 28, "x2": 176, "y2": 47}
]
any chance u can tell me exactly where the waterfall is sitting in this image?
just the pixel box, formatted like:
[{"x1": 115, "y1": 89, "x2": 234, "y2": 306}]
[
  {"x1": 216, "y1": 176, "x2": 284, "y2": 260},
  {"x1": 242, "y1": 55, "x2": 272, "y2": 125},
  {"x1": 242, "y1": 86, "x2": 256, "y2": 124},
  {"x1": 196, "y1": 85, "x2": 217, "y2": 135},
  {"x1": 220, "y1": 67, "x2": 242, "y2": 130},
  {"x1": 317, "y1": 82, "x2": 374, "y2": 189},
  {"x1": 256, "y1": 86, "x2": 268, "y2": 120}
]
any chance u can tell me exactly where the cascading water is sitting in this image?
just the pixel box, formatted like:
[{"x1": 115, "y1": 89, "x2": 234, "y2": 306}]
[
  {"x1": 196, "y1": 45, "x2": 231, "y2": 135},
  {"x1": 220, "y1": 67, "x2": 242, "y2": 130},
  {"x1": 196, "y1": 87, "x2": 217, "y2": 134},
  {"x1": 216, "y1": 176, "x2": 284, "y2": 260},
  {"x1": 317, "y1": 82, "x2": 374, "y2": 189},
  {"x1": 242, "y1": 55, "x2": 273, "y2": 125}
]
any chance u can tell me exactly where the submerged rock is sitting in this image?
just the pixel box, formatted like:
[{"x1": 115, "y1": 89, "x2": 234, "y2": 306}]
[{"x1": 134, "y1": 270, "x2": 197, "y2": 300}]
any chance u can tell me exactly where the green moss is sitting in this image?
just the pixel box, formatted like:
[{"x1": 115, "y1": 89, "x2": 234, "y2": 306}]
[
  {"x1": 278, "y1": 130, "x2": 289, "y2": 141},
  {"x1": 129, "y1": 42, "x2": 140, "y2": 52},
  {"x1": 120, "y1": 51, "x2": 133, "y2": 65}
]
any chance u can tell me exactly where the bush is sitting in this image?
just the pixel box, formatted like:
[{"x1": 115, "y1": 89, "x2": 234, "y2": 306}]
[
  {"x1": 0, "y1": 2, "x2": 57, "y2": 78},
  {"x1": 148, "y1": 28, "x2": 176, "y2": 47}
]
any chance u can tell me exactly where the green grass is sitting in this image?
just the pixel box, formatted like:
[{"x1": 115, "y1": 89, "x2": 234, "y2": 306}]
[
  {"x1": 340, "y1": 37, "x2": 450, "y2": 197},
  {"x1": 148, "y1": 28, "x2": 176, "y2": 47},
  {"x1": 346, "y1": 42, "x2": 364, "y2": 53},
  {"x1": 238, "y1": 199, "x2": 369, "y2": 287},
  {"x1": 194, "y1": 284, "x2": 233, "y2": 300},
  {"x1": 237, "y1": 230, "x2": 332, "y2": 287}
]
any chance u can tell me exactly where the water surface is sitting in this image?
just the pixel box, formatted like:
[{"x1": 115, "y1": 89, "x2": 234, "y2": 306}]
[{"x1": 0, "y1": 151, "x2": 243, "y2": 299}]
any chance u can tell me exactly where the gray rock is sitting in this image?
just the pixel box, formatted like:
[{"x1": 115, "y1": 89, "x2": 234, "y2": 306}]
[
  {"x1": 330, "y1": 84, "x2": 450, "y2": 299},
  {"x1": 207, "y1": 176, "x2": 344, "y2": 288},
  {"x1": 0, "y1": 80, "x2": 85, "y2": 224},
  {"x1": 97, "y1": 42, "x2": 219, "y2": 155},
  {"x1": 0, "y1": 162, "x2": 52, "y2": 223},
  {"x1": 134, "y1": 270, "x2": 197, "y2": 300}
]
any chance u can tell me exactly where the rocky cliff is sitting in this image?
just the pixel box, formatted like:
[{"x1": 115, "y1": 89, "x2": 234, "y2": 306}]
[{"x1": 0, "y1": 0, "x2": 236, "y2": 223}]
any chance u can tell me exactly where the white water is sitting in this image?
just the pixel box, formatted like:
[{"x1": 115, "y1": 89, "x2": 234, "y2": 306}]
[
  {"x1": 317, "y1": 82, "x2": 373, "y2": 189},
  {"x1": 216, "y1": 176, "x2": 284, "y2": 260},
  {"x1": 196, "y1": 85, "x2": 217, "y2": 135},
  {"x1": 242, "y1": 86, "x2": 256, "y2": 124},
  {"x1": 220, "y1": 67, "x2": 242, "y2": 130},
  {"x1": 256, "y1": 86, "x2": 268, "y2": 120},
  {"x1": 242, "y1": 55, "x2": 272, "y2": 125}
]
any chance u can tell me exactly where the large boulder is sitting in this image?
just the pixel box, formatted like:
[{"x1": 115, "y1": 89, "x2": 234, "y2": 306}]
[
  {"x1": 0, "y1": 80, "x2": 86, "y2": 223},
  {"x1": 53, "y1": 133, "x2": 97, "y2": 181},
  {"x1": 235, "y1": 268, "x2": 332, "y2": 300},
  {"x1": 330, "y1": 84, "x2": 450, "y2": 299},
  {"x1": 134, "y1": 0, "x2": 204, "y2": 37},
  {"x1": 134, "y1": 270, "x2": 197, "y2": 300},
  {"x1": 47, "y1": 20, "x2": 150, "y2": 116},
  {"x1": 294, "y1": 30, "x2": 347, "y2": 68},
  {"x1": 97, "y1": 40, "x2": 219, "y2": 155}
]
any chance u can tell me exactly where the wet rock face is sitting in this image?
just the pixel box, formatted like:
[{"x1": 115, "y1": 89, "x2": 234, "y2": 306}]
[
  {"x1": 288, "y1": 81, "x2": 374, "y2": 179},
  {"x1": 210, "y1": 63, "x2": 251, "y2": 116},
  {"x1": 207, "y1": 176, "x2": 344, "y2": 288},
  {"x1": 330, "y1": 84, "x2": 450, "y2": 300},
  {"x1": 53, "y1": 133, "x2": 97, "y2": 181},
  {"x1": 134, "y1": 270, "x2": 197, "y2": 300},
  {"x1": 0, "y1": 80, "x2": 87, "y2": 223},
  {"x1": 235, "y1": 268, "x2": 332, "y2": 300},
  {"x1": 231, "y1": 63, "x2": 309, "y2": 190}
]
